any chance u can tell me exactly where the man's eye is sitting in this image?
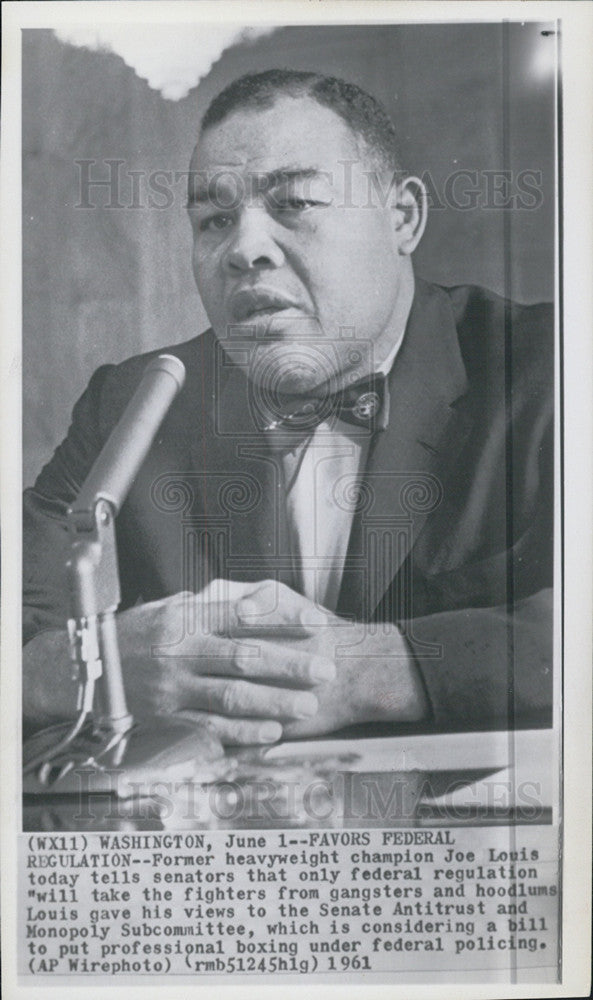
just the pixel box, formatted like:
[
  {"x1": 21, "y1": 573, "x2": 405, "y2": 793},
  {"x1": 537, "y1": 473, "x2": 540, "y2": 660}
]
[
  {"x1": 199, "y1": 214, "x2": 234, "y2": 232},
  {"x1": 274, "y1": 197, "x2": 321, "y2": 212}
]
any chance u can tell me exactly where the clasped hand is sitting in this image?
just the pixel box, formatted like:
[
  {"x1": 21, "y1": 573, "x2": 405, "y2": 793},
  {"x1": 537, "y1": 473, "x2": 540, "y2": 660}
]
[{"x1": 117, "y1": 579, "x2": 426, "y2": 745}]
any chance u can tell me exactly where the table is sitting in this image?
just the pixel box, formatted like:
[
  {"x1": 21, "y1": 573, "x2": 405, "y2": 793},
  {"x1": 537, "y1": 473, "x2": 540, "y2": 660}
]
[{"x1": 23, "y1": 728, "x2": 555, "y2": 831}]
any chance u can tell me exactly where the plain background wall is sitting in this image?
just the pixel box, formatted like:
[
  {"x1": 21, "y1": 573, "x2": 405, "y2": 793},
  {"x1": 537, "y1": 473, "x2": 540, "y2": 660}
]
[{"x1": 22, "y1": 23, "x2": 556, "y2": 486}]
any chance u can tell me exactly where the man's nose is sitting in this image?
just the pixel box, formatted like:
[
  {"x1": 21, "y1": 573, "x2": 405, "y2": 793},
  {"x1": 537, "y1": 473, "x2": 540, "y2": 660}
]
[{"x1": 223, "y1": 207, "x2": 285, "y2": 273}]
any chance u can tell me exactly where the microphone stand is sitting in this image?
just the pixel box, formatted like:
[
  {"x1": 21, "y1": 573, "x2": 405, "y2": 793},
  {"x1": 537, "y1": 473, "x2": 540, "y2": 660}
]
[{"x1": 22, "y1": 356, "x2": 224, "y2": 798}]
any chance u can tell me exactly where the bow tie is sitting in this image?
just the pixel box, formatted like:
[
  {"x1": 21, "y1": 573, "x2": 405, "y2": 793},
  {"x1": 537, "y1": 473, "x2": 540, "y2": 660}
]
[{"x1": 262, "y1": 373, "x2": 389, "y2": 434}]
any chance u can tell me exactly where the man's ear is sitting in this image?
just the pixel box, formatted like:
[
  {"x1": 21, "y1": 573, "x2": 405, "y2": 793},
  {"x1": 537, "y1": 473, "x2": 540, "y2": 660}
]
[{"x1": 393, "y1": 176, "x2": 428, "y2": 254}]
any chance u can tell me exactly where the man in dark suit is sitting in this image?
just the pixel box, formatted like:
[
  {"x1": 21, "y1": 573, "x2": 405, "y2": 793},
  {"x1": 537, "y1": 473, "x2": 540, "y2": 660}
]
[{"x1": 23, "y1": 70, "x2": 554, "y2": 746}]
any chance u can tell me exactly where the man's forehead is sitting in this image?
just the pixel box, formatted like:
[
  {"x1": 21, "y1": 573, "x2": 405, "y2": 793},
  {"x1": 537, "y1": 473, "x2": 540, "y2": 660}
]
[
  {"x1": 189, "y1": 163, "x2": 327, "y2": 194},
  {"x1": 192, "y1": 95, "x2": 360, "y2": 173},
  {"x1": 187, "y1": 164, "x2": 333, "y2": 206}
]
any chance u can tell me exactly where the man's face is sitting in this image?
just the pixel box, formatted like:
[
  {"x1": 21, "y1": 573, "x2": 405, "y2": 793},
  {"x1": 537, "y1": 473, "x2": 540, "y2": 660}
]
[{"x1": 189, "y1": 95, "x2": 413, "y2": 395}]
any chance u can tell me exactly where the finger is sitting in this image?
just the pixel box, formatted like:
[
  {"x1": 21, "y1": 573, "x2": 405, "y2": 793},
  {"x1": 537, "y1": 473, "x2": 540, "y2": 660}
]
[
  {"x1": 198, "y1": 578, "x2": 263, "y2": 603},
  {"x1": 233, "y1": 580, "x2": 337, "y2": 632},
  {"x1": 183, "y1": 579, "x2": 342, "y2": 638},
  {"x1": 196, "y1": 599, "x2": 310, "y2": 638},
  {"x1": 169, "y1": 631, "x2": 326, "y2": 684},
  {"x1": 173, "y1": 590, "x2": 255, "y2": 638},
  {"x1": 176, "y1": 710, "x2": 283, "y2": 747},
  {"x1": 197, "y1": 639, "x2": 336, "y2": 686},
  {"x1": 184, "y1": 676, "x2": 319, "y2": 721},
  {"x1": 194, "y1": 579, "x2": 340, "y2": 636},
  {"x1": 280, "y1": 719, "x2": 314, "y2": 740},
  {"x1": 181, "y1": 581, "x2": 308, "y2": 637}
]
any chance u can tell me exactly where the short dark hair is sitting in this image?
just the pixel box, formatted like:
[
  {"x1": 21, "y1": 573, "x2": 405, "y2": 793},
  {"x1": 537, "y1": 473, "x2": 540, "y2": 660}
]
[{"x1": 200, "y1": 69, "x2": 403, "y2": 172}]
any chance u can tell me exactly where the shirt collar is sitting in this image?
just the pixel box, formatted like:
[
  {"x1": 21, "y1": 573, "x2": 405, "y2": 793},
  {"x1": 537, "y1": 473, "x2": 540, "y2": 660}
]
[{"x1": 374, "y1": 272, "x2": 415, "y2": 378}]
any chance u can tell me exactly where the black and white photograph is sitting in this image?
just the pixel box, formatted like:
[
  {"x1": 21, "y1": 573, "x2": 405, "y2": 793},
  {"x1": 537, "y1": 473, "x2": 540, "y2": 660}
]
[{"x1": 1, "y1": 1, "x2": 591, "y2": 996}]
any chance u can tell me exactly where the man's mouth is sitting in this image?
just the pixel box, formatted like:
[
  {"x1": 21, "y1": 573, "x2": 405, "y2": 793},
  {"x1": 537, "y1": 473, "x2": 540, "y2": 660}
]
[{"x1": 229, "y1": 288, "x2": 300, "y2": 322}]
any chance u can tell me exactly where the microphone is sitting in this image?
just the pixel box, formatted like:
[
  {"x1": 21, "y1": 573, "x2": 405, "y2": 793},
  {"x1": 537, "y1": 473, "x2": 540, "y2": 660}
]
[
  {"x1": 23, "y1": 354, "x2": 225, "y2": 798},
  {"x1": 73, "y1": 353, "x2": 186, "y2": 518}
]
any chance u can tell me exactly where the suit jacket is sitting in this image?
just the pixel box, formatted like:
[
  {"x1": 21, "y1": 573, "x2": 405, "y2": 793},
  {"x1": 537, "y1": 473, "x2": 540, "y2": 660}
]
[{"x1": 23, "y1": 279, "x2": 554, "y2": 730}]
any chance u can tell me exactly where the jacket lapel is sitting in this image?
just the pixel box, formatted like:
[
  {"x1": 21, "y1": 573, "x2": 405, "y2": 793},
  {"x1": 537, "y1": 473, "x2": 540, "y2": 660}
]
[
  {"x1": 337, "y1": 280, "x2": 472, "y2": 620},
  {"x1": 187, "y1": 337, "x2": 285, "y2": 585}
]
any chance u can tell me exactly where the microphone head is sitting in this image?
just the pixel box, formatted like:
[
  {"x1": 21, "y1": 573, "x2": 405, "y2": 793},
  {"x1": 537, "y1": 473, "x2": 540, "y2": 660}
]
[{"x1": 147, "y1": 353, "x2": 186, "y2": 391}]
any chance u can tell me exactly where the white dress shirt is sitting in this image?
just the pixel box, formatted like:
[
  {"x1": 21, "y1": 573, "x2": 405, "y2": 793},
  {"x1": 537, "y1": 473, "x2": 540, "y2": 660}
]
[{"x1": 277, "y1": 327, "x2": 408, "y2": 612}]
